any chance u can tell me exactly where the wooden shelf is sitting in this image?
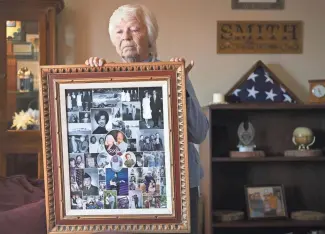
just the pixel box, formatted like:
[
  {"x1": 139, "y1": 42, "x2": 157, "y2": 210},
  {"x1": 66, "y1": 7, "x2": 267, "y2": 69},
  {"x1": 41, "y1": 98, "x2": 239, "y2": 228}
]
[
  {"x1": 212, "y1": 156, "x2": 325, "y2": 162},
  {"x1": 0, "y1": 130, "x2": 41, "y2": 153},
  {"x1": 207, "y1": 103, "x2": 325, "y2": 110},
  {"x1": 7, "y1": 90, "x2": 39, "y2": 99},
  {"x1": 212, "y1": 219, "x2": 325, "y2": 228}
]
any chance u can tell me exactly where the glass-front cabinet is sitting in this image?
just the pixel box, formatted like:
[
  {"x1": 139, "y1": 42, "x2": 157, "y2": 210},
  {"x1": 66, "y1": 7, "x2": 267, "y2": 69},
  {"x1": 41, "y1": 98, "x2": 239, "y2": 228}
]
[
  {"x1": 6, "y1": 20, "x2": 41, "y2": 131},
  {"x1": 0, "y1": 0, "x2": 64, "y2": 178}
]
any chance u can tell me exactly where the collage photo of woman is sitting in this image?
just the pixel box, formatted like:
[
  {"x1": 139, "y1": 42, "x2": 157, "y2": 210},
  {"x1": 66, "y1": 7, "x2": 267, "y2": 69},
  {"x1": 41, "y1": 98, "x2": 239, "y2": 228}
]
[{"x1": 67, "y1": 86, "x2": 168, "y2": 211}]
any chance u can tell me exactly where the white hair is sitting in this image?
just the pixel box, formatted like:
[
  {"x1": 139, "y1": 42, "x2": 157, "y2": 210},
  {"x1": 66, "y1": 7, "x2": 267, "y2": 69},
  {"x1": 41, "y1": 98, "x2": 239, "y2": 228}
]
[{"x1": 108, "y1": 4, "x2": 159, "y2": 59}]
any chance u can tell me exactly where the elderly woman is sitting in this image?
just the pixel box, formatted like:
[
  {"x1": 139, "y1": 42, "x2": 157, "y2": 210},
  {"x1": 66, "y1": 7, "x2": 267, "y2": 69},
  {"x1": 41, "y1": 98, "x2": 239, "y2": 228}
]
[{"x1": 85, "y1": 4, "x2": 209, "y2": 234}]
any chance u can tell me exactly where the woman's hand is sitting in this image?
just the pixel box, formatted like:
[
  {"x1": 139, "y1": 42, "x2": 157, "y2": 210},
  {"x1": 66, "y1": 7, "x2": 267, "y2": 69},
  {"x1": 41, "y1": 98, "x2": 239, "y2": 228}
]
[
  {"x1": 170, "y1": 57, "x2": 194, "y2": 75},
  {"x1": 85, "y1": 57, "x2": 106, "y2": 67}
]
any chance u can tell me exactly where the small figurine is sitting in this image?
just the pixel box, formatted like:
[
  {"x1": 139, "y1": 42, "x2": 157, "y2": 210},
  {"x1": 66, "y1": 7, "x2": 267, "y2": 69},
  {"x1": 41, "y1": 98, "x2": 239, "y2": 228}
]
[
  {"x1": 17, "y1": 66, "x2": 33, "y2": 92},
  {"x1": 237, "y1": 121, "x2": 256, "y2": 152},
  {"x1": 292, "y1": 127, "x2": 315, "y2": 150}
]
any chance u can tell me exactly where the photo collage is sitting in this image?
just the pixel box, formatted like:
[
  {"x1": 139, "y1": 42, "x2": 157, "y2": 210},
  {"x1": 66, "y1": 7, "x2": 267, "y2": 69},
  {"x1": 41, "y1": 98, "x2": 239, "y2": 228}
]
[{"x1": 66, "y1": 86, "x2": 168, "y2": 211}]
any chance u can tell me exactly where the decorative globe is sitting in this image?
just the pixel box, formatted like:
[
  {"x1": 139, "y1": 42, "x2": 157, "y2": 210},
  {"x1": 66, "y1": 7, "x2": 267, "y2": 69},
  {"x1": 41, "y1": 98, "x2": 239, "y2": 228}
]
[{"x1": 292, "y1": 127, "x2": 314, "y2": 149}]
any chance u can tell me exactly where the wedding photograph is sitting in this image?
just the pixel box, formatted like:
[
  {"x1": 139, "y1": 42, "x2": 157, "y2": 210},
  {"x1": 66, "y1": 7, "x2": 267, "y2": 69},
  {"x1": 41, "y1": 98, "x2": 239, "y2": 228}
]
[{"x1": 138, "y1": 87, "x2": 164, "y2": 129}]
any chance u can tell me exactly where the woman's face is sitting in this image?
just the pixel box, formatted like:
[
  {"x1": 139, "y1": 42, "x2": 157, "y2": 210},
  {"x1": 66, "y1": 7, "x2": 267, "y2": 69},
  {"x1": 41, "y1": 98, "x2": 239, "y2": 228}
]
[
  {"x1": 98, "y1": 115, "x2": 106, "y2": 127},
  {"x1": 70, "y1": 159, "x2": 75, "y2": 167},
  {"x1": 145, "y1": 92, "x2": 148, "y2": 97},
  {"x1": 113, "y1": 17, "x2": 150, "y2": 62},
  {"x1": 91, "y1": 136, "x2": 96, "y2": 144},
  {"x1": 106, "y1": 136, "x2": 114, "y2": 146}
]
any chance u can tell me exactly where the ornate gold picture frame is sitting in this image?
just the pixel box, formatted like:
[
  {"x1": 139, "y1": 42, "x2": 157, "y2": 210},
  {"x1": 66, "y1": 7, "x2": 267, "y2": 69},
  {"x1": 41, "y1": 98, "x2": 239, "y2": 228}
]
[{"x1": 39, "y1": 62, "x2": 190, "y2": 233}]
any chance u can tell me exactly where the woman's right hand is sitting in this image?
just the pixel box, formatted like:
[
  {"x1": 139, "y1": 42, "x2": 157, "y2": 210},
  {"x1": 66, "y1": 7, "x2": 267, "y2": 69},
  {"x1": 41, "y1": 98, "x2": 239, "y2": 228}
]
[{"x1": 85, "y1": 57, "x2": 106, "y2": 67}]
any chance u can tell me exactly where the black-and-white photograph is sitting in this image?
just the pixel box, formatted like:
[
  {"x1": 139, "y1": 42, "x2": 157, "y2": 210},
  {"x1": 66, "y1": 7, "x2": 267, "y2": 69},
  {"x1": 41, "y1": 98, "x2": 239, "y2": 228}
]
[
  {"x1": 127, "y1": 139, "x2": 137, "y2": 151},
  {"x1": 133, "y1": 152, "x2": 144, "y2": 167},
  {"x1": 67, "y1": 112, "x2": 79, "y2": 123},
  {"x1": 68, "y1": 123, "x2": 92, "y2": 135},
  {"x1": 139, "y1": 87, "x2": 164, "y2": 129},
  {"x1": 82, "y1": 169, "x2": 99, "y2": 196},
  {"x1": 92, "y1": 89, "x2": 121, "y2": 108},
  {"x1": 121, "y1": 121, "x2": 139, "y2": 139},
  {"x1": 70, "y1": 192, "x2": 83, "y2": 209},
  {"x1": 68, "y1": 135, "x2": 90, "y2": 153},
  {"x1": 91, "y1": 109, "x2": 110, "y2": 134},
  {"x1": 89, "y1": 134, "x2": 106, "y2": 153},
  {"x1": 91, "y1": 108, "x2": 123, "y2": 134},
  {"x1": 122, "y1": 102, "x2": 141, "y2": 121},
  {"x1": 85, "y1": 153, "x2": 98, "y2": 168},
  {"x1": 66, "y1": 89, "x2": 92, "y2": 112},
  {"x1": 138, "y1": 129, "x2": 164, "y2": 151},
  {"x1": 79, "y1": 112, "x2": 91, "y2": 123},
  {"x1": 69, "y1": 153, "x2": 86, "y2": 169},
  {"x1": 120, "y1": 88, "x2": 139, "y2": 102}
]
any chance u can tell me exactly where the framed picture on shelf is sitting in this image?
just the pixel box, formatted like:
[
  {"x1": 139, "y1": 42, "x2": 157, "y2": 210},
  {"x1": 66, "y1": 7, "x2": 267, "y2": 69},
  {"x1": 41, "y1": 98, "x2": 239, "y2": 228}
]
[
  {"x1": 6, "y1": 20, "x2": 16, "y2": 27},
  {"x1": 39, "y1": 62, "x2": 190, "y2": 233},
  {"x1": 26, "y1": 34, "x2": 39, "y2": 53},
  {"x1": 244, "y1": 185, "x2": 288, "y2": 220}
]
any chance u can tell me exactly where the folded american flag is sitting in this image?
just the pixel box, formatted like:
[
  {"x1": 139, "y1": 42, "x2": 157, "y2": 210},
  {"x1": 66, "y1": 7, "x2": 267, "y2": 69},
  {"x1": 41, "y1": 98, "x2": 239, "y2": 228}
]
[{"x1": 228, "y1": 61, "x2": 298, "y2": 103}]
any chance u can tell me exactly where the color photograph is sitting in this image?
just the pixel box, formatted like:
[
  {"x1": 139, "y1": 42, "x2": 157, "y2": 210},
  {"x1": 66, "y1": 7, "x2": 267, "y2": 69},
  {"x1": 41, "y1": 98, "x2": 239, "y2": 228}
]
[{"x1": 245, "y1": 185, "x2": 288, "y2": 219}]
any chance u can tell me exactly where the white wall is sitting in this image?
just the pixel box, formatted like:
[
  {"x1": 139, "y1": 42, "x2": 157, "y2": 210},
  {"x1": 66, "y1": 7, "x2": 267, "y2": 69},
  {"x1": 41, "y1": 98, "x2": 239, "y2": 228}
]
[{"x1": 57, "y1": 0, "x2": 325, "y2": 106}]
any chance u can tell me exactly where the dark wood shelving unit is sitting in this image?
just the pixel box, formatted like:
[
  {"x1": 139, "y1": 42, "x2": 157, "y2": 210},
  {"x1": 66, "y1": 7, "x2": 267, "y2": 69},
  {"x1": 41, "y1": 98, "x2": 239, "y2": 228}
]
[
  {"x1": 200, "y1": 103, "x2": 325, "y2": 234},
  {"x1": 213, "y1": 156, "x2": 325, "y2": 162},
  {"x1": 212, "y1": 219, "x2": 325, "y2": 228}
]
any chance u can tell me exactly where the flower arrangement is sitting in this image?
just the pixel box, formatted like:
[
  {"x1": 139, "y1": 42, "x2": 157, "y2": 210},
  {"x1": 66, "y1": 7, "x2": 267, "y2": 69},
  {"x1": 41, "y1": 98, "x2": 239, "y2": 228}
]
[{"x1": 11, "y1": 108, "x2": 40, "y2": 130}]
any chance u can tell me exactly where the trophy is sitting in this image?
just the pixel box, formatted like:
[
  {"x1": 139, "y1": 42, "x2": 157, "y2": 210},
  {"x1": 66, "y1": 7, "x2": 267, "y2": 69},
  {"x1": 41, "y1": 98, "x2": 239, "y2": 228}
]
[
  {"x1": 292, "y1": 127, "x2": 315, "y2": 150},
  {"x1": 229, "y1": 121, "x2": 265, "y2": 158},
  {"x1": 284, "y1": 127, "x2": 322, "y2": 157},
  {"x1": 237, "y1": 121, "x2": 256, "y2": 152}
]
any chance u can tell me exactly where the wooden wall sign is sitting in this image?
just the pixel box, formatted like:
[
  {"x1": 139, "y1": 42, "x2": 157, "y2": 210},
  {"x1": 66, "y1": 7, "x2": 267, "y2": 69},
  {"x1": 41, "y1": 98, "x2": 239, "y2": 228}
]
[
  {"x1": 217, "y1": 21, "x2": 303, "y2": 54},
  {"x1": 231, "y1": 0, "x2": 285, "y2": 10}
]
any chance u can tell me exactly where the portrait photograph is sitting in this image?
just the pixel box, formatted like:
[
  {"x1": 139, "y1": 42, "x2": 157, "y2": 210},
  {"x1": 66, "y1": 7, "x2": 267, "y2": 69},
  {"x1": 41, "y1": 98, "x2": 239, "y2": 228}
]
[
  {"x1": 40, "y1": 62, "x2": 190, "y2": 232},
  {"x1": 245, "y1": 185, "x2": 288, "y2": 219}
]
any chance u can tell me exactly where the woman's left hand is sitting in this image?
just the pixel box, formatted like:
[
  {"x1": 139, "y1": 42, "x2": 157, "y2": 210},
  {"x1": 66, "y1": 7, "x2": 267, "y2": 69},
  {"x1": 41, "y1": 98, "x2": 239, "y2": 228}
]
[{"x1": 170, "y1": 57, "x2": 194, "y2": 75}]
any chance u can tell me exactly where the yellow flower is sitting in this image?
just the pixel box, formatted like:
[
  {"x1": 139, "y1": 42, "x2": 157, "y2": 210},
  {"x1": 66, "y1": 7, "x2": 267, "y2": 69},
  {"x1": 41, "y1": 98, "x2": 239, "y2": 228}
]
[{"x1": 11, "y1": 110, "x2": 35, "y2": 130}]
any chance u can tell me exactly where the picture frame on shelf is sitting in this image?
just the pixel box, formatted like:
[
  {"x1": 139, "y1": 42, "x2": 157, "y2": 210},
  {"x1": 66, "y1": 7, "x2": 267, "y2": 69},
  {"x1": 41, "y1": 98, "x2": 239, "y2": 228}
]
[
  {"x1": 39, "y1": 62, "x2": 190, "y2": 233},
  {"x1": 231, "y1": 0, "x2": 285, "y2": 10},
  {"x1": 6, "y1": 20, "x2": 16, "y2": 27},
  {"x1": 244, "y1": 184, "x2": 288, "y2": 220}
]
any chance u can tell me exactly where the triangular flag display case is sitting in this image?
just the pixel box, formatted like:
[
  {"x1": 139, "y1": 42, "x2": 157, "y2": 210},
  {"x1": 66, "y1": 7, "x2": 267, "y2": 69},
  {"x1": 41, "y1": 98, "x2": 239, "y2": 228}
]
[{"x1": 225, "y1": 60, "x2": 302, "y2": 104}]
